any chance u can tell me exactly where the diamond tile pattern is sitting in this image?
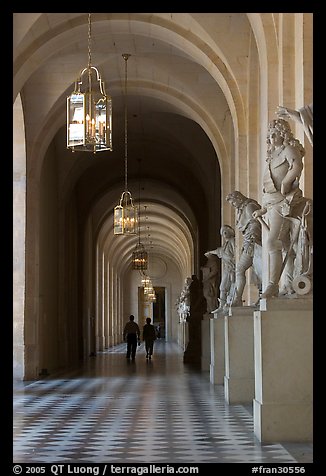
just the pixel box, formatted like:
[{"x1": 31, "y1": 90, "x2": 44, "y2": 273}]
[{"x1": 13, "y1": 341, "x2": 313, "y2": 463}]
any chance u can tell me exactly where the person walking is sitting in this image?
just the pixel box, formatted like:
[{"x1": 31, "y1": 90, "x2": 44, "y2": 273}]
[
  {"x1": 123, "y1": 315, "x2": 140, "y2": 361},
  {"x1": 143, "y1": 317, "x2": 156, "y2": 360}
]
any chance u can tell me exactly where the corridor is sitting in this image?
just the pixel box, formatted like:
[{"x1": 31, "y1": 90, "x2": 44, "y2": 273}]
[{"x1": 13, "y1": 341, "x2": 313, "y2": 464}]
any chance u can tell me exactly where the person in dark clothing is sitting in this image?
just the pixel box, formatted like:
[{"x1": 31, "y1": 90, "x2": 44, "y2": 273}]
[
  {"x1": 123, "y1": 315, "x2": 140, "y2": 360},
  {"x1": 142, "y1": 317, "x2": 156, "y2": 360}
]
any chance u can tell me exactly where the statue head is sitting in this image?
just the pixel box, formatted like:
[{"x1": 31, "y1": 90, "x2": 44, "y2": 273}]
[
  {"x1": 267, "y1": 118, "x2": 292, "y2": 139},
  {"x1": 220, "y1": 225, "x2": 235, "y2": 239},
  {"x1": 226, "y1": 190, "x2": 246, "y2": 208},
  {"x1": 267, "y1": 118, "x2": 305, "y2": 158},
  {"x1": 267, "y1": 118, "x2": 292, "y2": 148}
]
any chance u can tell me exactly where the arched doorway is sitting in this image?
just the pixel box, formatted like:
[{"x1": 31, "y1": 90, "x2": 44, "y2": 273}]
[{"x1": 153, "y1": 286, "x2": 165, "y2": 339}]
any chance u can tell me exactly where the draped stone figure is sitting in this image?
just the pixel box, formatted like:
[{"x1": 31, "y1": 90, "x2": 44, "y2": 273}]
[
  {"x1": 206, "y1": 225, "x2": 236, "y2": 313},
  {"x1": 226, "y1": 191, "x2": 262, "y2": 306},
  {"x1": 252, "y1": 118, "x2": 313, "y2": 298},
  {"x1": 201, "y1": 252, "x2": 220, "y2": 313}
]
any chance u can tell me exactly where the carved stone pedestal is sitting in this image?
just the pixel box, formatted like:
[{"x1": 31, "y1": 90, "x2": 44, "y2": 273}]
[
  {"x1": 224, "y1": 306, "x2": 255, "y2": 404},
  {"x1": 209, "y1": 313, "x2": 225, "y2": 384},
  {"x1": 201, "y1": 313, "x2": 211, "y2": 372},
  {"x1": 253, "y1": 297, "x2": 313, "y2": 442},
  {"x1": 183, "y1": 275, "x2": 205, "y2": 367},
  {"x1": 178, "y1": 321, "x2": 188, "y2": 351}
]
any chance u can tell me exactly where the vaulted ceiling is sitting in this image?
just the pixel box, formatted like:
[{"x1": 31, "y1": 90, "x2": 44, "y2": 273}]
[{"x1": 14, "y1": 13, "x2": 255, "y2": 274}]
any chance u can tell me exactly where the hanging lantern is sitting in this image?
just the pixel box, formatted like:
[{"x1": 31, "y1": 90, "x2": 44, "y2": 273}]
[
  {"x1": 141, "y1": 275, "x2": 151, "y2": 287},
  {"x1": 131, "y1": 162, "x2": 148, "y2": 267},
  {"x1": 114, "y1": 54, "x2": 137, "y2": 235},
  {"x1": 67, "y1": 14, "x2": 112, "y2": 153},
  {"x1": 114, "y1": 191, "x2": 137, "y2": 235},
  {"x1": 144, "y1": 278, "x2": 153, "y2": 295},
  {"x1": 132, "y1": 242, "x2": 148, "y2": 270},
  {"x1": 147, "y1": 291, "x2": 156, "y2": 302}
]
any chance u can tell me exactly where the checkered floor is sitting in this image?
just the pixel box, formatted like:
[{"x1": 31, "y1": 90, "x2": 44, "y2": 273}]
[{"x1": 13, "y1": 340, "x2": 313, "y2": 463}]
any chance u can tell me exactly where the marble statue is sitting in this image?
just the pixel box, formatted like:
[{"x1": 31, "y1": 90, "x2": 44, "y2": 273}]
[
  {"x1": 226, "y1": 191, "x2": 262, "y2": 306},
  {"x1": 292, "y1": 199, "x2": 313, "y2": 292},
  {"x1": 176, "y1": 276, "x2": 192, "y2": 322},
  {"x1": 252, "y1": 118, "x2": 313, "y2": 298},
  {"x1": 207, "y1": 225, "x2": 235, "y2": 313},
  {"x1": 201, "y1": 252, "x2": 219, "y2": 313},
  {"x1": 276, "y1": 103, "x2": 313, "y2": 146}
]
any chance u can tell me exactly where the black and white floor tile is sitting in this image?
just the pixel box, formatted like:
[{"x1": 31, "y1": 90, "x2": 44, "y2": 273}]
[{"x1": 13, "y1": 341, "x2": 313, "y2": 463}]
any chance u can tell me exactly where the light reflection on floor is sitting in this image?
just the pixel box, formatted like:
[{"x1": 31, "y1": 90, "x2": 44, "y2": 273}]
[{"x1": 13, "y1": 340, "x2": 313, "y2": 463}]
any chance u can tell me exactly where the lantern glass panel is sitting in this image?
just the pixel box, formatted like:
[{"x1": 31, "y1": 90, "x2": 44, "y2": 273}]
[
  {"x1": 114, "y1": 206, "x2": 123, "y2": 235},
  {"x1": 67, "y1": 93, "x2": 85, "y2": 147}
]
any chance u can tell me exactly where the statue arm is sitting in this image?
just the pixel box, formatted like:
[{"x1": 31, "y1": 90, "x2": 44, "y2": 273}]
[
  {"x1": 276, "y1": 106, "x2": 301, "y2": 123},
  {"x1": 277, "y1": 104, "x2": 313, "y2": 145},
  {"x1": 281, "y1": 146, "x2": 303, "y2": 195},
  {"x1": 244, "y1": 219, "x2": 262, "y2": 246},
  {"x1": 209, "y1": 247, "x2": 222, "y2": 258},
  {"x1": 299, "y1": 104, "x2": 313, "y2": 126},
  {"x1": 245, "y1": 202, "x2": 261, "y2": 218},
  {"x1": 252, "y1": 207, "x2": 267, "y2": 219}
]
